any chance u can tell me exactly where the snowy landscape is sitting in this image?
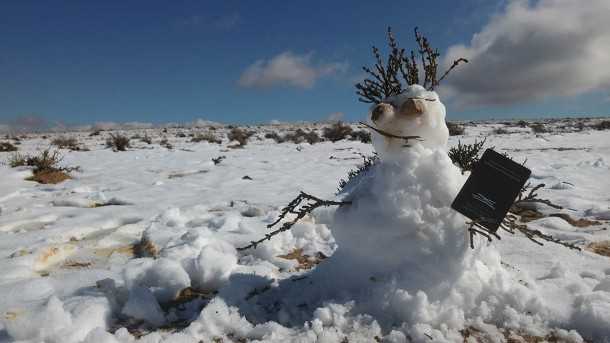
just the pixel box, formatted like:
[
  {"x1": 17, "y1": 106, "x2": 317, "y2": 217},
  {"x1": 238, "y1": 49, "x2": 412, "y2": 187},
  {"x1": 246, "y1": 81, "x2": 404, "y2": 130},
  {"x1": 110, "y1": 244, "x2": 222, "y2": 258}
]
[{"x1": 0, "y1": 114, "x2": 609, "y2": 342}]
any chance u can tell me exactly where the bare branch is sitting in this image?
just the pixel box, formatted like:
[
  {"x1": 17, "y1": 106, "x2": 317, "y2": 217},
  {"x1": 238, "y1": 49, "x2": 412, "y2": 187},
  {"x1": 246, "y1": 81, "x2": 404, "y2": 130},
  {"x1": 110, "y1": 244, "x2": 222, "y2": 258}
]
[
  {"x1": 438, "y1": 58, "x2": 468, "y2": 84},
  {"x1": 359, "y1": 121, "x2": 422, "y2": 146},
  {"x1": 237, "y1": 192, "x2": 351, "y2": 251}
]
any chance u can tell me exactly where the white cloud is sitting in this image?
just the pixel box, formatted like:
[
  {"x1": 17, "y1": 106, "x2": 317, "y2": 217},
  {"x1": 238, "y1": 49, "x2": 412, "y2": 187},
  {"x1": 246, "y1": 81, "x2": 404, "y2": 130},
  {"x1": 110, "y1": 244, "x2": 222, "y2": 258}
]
[
  {"x1": 441, "y1": 0, "x2": 610, "y2": 107},
  {"x1": 238, "y1": 52, "x2": 348, "y2": 89}
]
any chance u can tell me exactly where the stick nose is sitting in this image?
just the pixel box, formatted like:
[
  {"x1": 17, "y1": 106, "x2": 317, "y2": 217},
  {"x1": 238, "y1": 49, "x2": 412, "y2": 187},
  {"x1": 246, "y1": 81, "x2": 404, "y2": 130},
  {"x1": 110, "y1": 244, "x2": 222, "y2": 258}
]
[
  {"x1": 399, "y1": 98, "x2": 425, "y2": 117},
  {"x1": 371, "y1": 103, "x2": 393, "y2": 123}
]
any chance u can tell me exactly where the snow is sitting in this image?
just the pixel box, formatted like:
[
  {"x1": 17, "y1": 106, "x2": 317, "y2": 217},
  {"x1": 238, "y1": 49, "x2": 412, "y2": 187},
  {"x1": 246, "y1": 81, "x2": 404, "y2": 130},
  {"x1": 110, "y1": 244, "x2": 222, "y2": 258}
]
[{"x1": 0, "y1": 112, "x2": 609, "y2": 342}]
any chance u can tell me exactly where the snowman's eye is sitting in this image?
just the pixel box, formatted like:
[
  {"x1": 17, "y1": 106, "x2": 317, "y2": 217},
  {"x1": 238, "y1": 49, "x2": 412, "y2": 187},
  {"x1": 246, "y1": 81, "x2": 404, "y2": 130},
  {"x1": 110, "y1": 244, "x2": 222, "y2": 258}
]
[{"x1": 371, "y1": 103, "x2": 393, "y2": 122}]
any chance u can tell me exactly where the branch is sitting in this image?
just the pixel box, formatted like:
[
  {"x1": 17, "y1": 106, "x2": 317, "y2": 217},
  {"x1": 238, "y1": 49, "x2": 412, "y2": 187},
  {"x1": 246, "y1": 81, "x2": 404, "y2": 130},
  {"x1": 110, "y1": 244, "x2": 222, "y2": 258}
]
[
  {"x1": 359, "y1": 121, "x2": 422, "y2": 146},
  {"x1": 515, "y1": 183, "x2": 563, "y2": 209},
  {"x1": 237, "y1": 192, "x2": 351, "y2": 251},
  {"x1": 438, "y1": 58, "x2": 468, "y2": 84}
]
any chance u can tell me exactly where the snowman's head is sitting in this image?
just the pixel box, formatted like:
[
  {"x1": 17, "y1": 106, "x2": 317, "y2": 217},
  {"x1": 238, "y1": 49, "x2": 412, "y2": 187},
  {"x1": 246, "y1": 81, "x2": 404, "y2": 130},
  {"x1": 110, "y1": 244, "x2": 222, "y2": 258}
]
[{"x1": 367, "y1": 84, "x2": 449, "y2": 153}]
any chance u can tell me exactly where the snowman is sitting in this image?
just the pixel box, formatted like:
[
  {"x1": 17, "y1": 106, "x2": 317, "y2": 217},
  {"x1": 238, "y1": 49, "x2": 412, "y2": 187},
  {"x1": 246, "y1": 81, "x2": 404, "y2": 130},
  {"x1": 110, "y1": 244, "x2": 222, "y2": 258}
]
[
  {"x1": 311, "y1": 83, "x2": 471, "y2": 302},
  {"x1": 244, "y1": 31, "x2": 545, "y2": 340}
]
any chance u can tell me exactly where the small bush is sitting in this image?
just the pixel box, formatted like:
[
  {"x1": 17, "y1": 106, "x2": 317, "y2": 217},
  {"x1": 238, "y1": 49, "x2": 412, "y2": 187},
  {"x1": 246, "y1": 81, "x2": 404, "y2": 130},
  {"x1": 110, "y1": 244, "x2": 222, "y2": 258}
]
[
  {"x1": 595, "y1": 120, "x2": 610, "y2": 131},
  {"x1": 285, "y1": 129, "x2": 322, "y2": 145},
  {"x1": 51, "y1": 136, "x2": 80, "y2": 150},
  {"x1": 493, "y1": 127, "x2": 509, "y2": 135},
  {"x1": 160, "y1": 138, "x2": 173, "y2": 149},
  {"x1": 106, "y1": 133, "x2": 130, "y2": 151},
  {"x1": 349, "y1": 130, "x2": 372, "y2": 143},
  {"x1": 192, "y1": 132, "x2": 222, "y2": 144},
  {"x1": 176, "y1": 132, "x2": 187, "y2": 138},
  {"x1": 140, "y1": 133, "x2": 152, "y2": 144},
  {"x1": 448, "y1": 138, "x2": 486, "y2": 174},
  {"x1": 265, "y1": 132, "x2": 284, "y2": 143},
  {"x1": 8, "y1": 149, "x2": 78, "y2": 184},
  {"x1": 446, "y1": 122, "x2": 465, "y2": 136},
  {"x1": 517, "y1": 120, "x2": 529, "y2": 128},
  {"x1": 227, "y1": 127, "x2": 253, "y2": 147},
  {"x1": 89, "y1": 130, "x2": 102, "y2": 137},
  {"x1": 323, "y1": 122, "x2": 353, "y2": 142},
  {"x1": 530, "y1": 123, "x2": 547, "y2": 133},
  {"x1": 0, "y1": 142, "x2": 18, "y2": 152}
]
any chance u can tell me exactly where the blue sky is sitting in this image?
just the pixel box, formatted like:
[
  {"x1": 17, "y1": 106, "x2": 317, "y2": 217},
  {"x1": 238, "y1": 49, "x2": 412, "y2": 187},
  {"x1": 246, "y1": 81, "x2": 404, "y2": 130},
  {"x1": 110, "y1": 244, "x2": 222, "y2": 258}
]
[{"x1": 1, "y1": 0, "x2": 609, "y2": 127}]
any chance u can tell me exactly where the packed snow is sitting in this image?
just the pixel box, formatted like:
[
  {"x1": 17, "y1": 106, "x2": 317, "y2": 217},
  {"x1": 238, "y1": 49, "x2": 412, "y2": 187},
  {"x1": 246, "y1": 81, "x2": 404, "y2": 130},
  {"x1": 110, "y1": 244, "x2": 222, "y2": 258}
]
[{"x1": 0, "y1": 110, "x2": 609, "y2": 342}]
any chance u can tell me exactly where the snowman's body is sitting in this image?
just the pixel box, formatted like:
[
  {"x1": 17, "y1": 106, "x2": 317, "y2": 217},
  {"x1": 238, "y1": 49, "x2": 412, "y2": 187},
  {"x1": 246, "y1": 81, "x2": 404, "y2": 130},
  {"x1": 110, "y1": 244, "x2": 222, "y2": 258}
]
[{"x1": 316, "y1": 85, "x2": 469, "y2": 297}]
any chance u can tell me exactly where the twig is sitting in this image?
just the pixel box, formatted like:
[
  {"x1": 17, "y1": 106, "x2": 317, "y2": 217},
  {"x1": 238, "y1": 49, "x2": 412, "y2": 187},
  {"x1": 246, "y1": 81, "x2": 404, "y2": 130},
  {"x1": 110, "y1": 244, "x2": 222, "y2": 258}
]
[
  {"x1": 515, "y1": 183, "x2": 563, "y2": 209},
  {"x1": 467, "y1": 221, "x2": 501, "y2": 249},
  {"x1": 359, "y1": 122, "x2": 422, "y2": 146},
  {"x1": 437, "y1": 58, "x2": 468, "y2": 84},
  {"x1": 237, "y1": 192, "x2": 351, "y2": 251}
]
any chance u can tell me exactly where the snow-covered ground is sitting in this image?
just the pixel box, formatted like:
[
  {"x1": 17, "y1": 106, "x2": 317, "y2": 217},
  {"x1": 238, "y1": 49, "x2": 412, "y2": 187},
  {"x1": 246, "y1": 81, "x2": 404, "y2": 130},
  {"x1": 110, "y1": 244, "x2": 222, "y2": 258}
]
[{"x1": 0, "y1": 118, "x2": 609, "y2": 342}]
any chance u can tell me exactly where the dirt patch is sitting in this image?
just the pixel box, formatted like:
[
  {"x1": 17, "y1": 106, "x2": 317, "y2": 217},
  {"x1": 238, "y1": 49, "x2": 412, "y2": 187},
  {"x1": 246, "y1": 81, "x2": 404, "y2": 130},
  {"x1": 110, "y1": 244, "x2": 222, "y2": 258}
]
[
  {"x1": 510, "y1": 206, "x2": 545, "y2": 223},
  {"x1": 587, "y1": 241, "x2": 610, "y2": 257},
  {"x1": 278, "y1": 248, "x2": 327, "y2": 271},
  {"x1": 161, "y1": 287, "x2": 216, "y2": 310},
  {"x1": 26, "y1": 170, "x2": 71, "y2": 184},
  {"x1": 93, "y1": 245, "x2": 135, "y2": 258},
  {"x1": 549, "y1": 213, "x2": 602, "y2": 227},
  {"x1": 62, "y1": 260, "x2": 92, "y2": 268},
  {"x1": 134, "y1": 237, "x2": 158, "y2": 258},
  {"x1": 461, "y1": 326, "x2": 593, "y2": 343}
]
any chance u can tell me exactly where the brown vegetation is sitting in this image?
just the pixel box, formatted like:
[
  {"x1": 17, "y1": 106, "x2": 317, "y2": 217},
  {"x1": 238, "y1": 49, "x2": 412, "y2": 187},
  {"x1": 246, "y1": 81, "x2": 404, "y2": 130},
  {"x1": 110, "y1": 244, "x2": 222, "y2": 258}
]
[
  {"x1": 227, "y1": 127, "x2": 254, "y2": 147},
  {"x1": 587, "y1": 241, "x2": 610, "y2": 257},
  {"x1": 447, "y1": 122, "x2": 465, "y2": 136},
  {"x1": 323, "y1": 122, "x2": 353, "y2": 142},
  {"x1": 9, "y1": 149, "x2": 78, "y2": 184},
  {"x1": 51, "y1": 136, "x2": 82, "y2": 151},
  {"x1": 0, "y1": 141, "x2": 18, "y2": 152},
  {"x1": 106, "y1": 133, "x2": 130, "y2": 151},
  {"x1": 192, "y1": 131, "x2": 222, "y2": 144}
]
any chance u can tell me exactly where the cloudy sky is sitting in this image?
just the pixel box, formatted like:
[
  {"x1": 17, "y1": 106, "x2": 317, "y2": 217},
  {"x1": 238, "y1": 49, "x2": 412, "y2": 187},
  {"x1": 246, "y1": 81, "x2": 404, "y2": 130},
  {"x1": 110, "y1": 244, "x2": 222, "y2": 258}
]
[{"x1": 1, "y1": 0, "x2": 610, "y2": 127}]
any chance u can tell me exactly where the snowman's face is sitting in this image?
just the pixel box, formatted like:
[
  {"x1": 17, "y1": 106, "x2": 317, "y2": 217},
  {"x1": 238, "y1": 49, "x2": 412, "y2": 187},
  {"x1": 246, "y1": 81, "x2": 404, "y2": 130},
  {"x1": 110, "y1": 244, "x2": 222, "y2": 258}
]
[
  {"x1": 367, "y1": 84, "x2": 448, "y2": 150},
  {"x1": 369, "y1": 85, "x2": 441, "y2": 134}
]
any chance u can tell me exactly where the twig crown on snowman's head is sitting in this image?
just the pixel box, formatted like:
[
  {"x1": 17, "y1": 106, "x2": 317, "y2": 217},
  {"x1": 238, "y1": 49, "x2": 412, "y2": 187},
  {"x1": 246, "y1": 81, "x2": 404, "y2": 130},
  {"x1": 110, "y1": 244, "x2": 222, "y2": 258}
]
[{"x1": 355, "y1": 27, "x2": 468, "y2": 105}]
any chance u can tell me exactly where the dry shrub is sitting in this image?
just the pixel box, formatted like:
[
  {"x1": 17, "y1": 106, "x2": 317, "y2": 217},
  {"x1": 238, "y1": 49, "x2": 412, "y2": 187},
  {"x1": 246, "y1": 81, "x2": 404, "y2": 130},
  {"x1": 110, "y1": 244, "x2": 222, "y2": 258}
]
[
  {"x1": 588, "y1": 241, "x2": 610, "y2": 257},
  {"x1": 285, "y1": 129, "x2": 322, "y2": 144},
  {"x1": 28, "y1": 170, "x2": 72, "y2": 184},
  {"x1": 8, "y1": 149, "x2": 78, "y2": 184},
  {"x1": 0, "y1": 141, "x2": 18, "y2": 152},
  {"x1": 106, "y1": 133, "x2": 130, "y2": 151},
  {"x1": 89, "y1": 130, "x2": 102, "y2": 137},
  {"x1": 448, "y1": 138, "x2": 486, "y2": 173},
  {"x1": 265, "y1": 131, "x2": 284, "y2": 143},
  {"x1": 446, "y1": 122, "x2": 465, "y2": 136},
  {"x1": 493, "y1": 127, "x2": 509, "y2": 135},
  {"x1": 349, "y1": 130, "x2": 372, "y2": 143},
  {"x1": 594, "y1": 120, "x2": 610, "y2": 131},
  {"x1": 192, "y1": 131, "x2": 222, "y2": 144},
  {"x1": 323, "y1": 122, "x2": 353, "y2": 142},
  {"x1": 530, "y1": 123, "x2": 547, "y2": 133},
  {"x1": 140, "y1": 133, "x2": 152, "y2": 144},
  {"x1": 160, "y1": 138, "x2": 173, "y2": 149},
  {"x1": 227, "y1": 127, "x2": 253, "y2": 146},
  {"x1": 51, "y1": 136, "x2": 81, "y2": 150}
]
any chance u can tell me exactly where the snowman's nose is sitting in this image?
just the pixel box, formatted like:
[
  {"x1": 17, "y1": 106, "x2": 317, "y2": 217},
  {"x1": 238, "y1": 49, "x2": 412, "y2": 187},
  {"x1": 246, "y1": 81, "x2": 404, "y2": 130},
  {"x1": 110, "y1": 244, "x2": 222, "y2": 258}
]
[{"x1": 399, "y1": 98, "x2": 425, "y2": 117}]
